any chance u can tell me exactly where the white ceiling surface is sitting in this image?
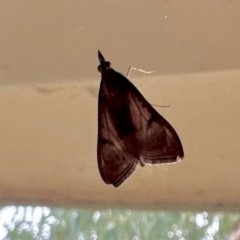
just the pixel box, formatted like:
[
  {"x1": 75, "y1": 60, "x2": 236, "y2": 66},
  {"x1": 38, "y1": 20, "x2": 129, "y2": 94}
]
[
  {"x1": 0, "y1": 1, "x2": 240, "y2": 209},
  {"x1": 1, "y1": 0, "x2": 240, "y2": 84}
]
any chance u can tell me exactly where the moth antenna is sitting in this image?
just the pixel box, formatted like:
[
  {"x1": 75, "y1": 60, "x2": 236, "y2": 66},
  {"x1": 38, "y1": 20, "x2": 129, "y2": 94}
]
[
  {"x1": 98, "y1": 50, "x2": 105, "y2": 63},
  {"x1": 126, "y1": 66, "x2": 155, "y2": 78}
]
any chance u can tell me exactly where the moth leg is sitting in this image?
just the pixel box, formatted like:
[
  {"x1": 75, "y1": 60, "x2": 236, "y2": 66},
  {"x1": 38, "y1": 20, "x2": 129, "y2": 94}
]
[
  {"x1": 139, "y1": 157, "x2": 145, "y2": 167},
  {"x1": 126, "y1": 67, "x2": 155, "y2": 78},
  {"x1": 126, "y1": 67, "x2": 170, "y2": 108},
  {"x1": 151, "y1": 103, "x2": 171, "y2": 108}
]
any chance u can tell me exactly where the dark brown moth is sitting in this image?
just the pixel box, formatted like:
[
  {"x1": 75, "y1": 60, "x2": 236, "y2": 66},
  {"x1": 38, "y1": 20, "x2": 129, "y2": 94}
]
[{"x1": 97, "y1": 51, "x2": 184, "y2": 188}]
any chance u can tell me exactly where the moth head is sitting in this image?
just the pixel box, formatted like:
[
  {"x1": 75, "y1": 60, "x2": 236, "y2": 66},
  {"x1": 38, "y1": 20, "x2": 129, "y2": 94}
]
[{"x1": 97, "y1": 61, "x2": 111, "y2": 73}]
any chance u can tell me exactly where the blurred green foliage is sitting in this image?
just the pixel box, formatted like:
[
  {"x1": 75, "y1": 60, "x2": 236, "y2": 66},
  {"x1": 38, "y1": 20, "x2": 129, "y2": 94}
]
[{"x1": 0, "y1": 206, "x2": 239, "y2": 240}]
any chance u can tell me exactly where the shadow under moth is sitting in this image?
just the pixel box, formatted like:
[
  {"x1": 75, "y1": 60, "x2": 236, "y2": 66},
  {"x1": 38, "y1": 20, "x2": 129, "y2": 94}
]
[{"x1": 97, "y1": 51, "x2": 184, "y2": 188}]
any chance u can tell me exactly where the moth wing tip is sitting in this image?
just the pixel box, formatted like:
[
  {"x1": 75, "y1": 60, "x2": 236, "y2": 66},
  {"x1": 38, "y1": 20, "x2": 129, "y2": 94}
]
[{"x1": 176, "y1": 155, "x2": 184, "y2": 162}]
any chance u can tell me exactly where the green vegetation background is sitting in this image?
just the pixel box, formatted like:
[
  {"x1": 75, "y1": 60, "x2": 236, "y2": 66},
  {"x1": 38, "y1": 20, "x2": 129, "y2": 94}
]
[{"x1": 1, "y1": 206, "x2": 239, "y2": 240}]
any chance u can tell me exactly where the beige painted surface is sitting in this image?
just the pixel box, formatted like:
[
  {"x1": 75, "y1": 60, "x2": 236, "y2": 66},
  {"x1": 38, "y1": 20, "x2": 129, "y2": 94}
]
[{"x1": 0, "y1": 1, "x2": 240, "y2": 210}]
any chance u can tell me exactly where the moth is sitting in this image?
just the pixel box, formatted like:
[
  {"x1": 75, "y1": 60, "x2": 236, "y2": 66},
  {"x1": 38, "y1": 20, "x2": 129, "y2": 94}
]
[{"x1": 97, "y1": 51, "x2": 184, "y2": 188}]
